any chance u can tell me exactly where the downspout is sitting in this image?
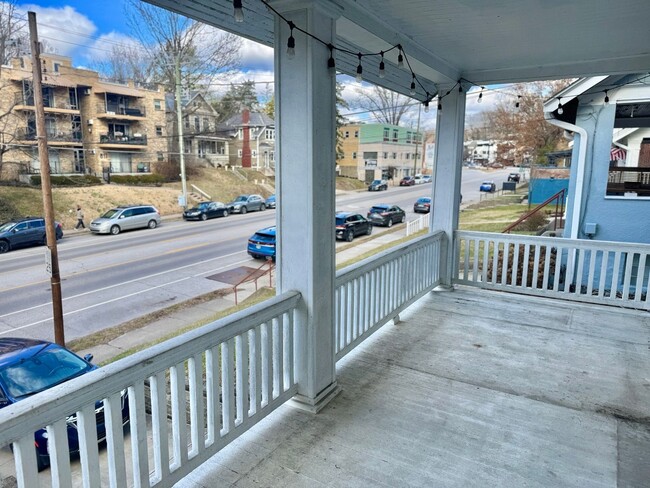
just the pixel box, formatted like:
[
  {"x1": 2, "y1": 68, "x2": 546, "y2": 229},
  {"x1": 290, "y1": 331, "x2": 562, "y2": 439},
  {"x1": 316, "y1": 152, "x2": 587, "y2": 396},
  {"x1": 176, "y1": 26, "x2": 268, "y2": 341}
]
[{"x1": 544, "y1": 111, "x2": 588, "y2": 240}]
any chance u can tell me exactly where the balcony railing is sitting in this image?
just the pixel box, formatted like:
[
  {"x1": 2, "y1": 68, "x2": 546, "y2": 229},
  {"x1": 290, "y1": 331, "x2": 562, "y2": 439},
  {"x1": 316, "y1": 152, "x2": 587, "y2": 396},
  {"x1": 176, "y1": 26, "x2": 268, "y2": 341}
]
[
  {"x1": 96, "y1": 104, "x2": 146, "y2": 117},
  {"x1": 99, "y1": 133, "x2": 148, "y2": 145},
  {"x1": 607, "y1": 167, "x2": 650, "y2": 196},
  {"x1": 14, "y1": 93, "x2": 78, "y2": 111},
  {"x1": 455, "y1": 231, "x2": 650, "y2": 310},
  {"x1": 16, "y1": 128, "x2": 82, "y2": 143}
]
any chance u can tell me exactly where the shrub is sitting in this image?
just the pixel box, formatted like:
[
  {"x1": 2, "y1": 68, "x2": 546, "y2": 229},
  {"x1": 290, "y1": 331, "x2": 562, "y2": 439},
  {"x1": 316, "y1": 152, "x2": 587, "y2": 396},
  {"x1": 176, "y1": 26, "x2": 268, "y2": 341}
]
[
  {"x1": 30, "y1": 175, "x2": 103, "y2": 187},
  {"x1": 109, "y1": 174, "x2": 166, "y2": 186}
]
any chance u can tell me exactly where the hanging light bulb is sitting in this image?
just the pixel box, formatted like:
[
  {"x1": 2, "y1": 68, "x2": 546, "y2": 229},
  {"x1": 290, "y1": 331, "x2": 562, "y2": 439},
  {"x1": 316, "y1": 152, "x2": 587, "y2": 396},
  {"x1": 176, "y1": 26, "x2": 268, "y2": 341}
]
[
  {"x1": 458, "y1": 84, "x2": 463, "y2": 93},
  {"x1": 356, "y1": 53, "x2": 363, "y2": 82},
  {"x1": 327, "y1": 45, "x2": 335, "y2": 73},
  {"x1": 286, "y1": 22, "x2": 295, "y2": 59},
  {"x1": 477, "y1": 88, "x2": 483, "y2": 103},
  {"x1": 438, "y1": 101, "x2": 442, "y2": 111},
  {"x1": 557, "y1": 98, "x2": 563, "y2": 115},
  {"x1": 397, "y1": 46, "x2": 404, "y2": 69},
  {"x1": 409, "y1": 75, "x2": 416, "y2": 96},
  {"x1": 423, "y1": 100, "x2": 430, "y2": 113},
  {"x1": 379, "y1": 52, "x2": 385, "y2": 79},
  {"x1": 233, "y1": 0, "x2": 244, "y2": 23},
  {"x1": 604, "y1": 90, "x2": 609, "y2": 105}
]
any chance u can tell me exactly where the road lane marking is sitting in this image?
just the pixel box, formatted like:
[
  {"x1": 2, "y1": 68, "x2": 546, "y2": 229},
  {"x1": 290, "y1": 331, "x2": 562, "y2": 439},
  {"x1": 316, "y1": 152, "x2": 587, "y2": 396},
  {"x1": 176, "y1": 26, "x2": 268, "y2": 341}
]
[{"x1": 0, "y1": 257, "x2": 252, "y2": 335}]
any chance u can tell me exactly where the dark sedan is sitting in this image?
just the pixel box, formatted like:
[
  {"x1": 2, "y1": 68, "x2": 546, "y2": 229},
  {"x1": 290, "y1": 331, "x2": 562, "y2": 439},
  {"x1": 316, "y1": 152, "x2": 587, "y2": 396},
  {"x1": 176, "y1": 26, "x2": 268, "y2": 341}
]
[
  {"x1": 335, "y1": 212, "x2": 372, "y2": 242},
  {"x1": 0, "y1": 217, "x2": 63, "y2": 254},
  {"x1": 0, "y1": 338, "x2": 129, "y2": 471},
  {"x1": 367, "y1": 204, "x2": 406, "y2": 227},
  {"x1": 182, "y1": 201, "x2": 229, "y2": 221},
  {"x1": 414, "y1": 197, "x2": 432, "y2": 213},
  {"x1": 400, "y1": 176, "x2": 415, "y2": 186},
  {"x1": 368, "y1": 179, "x2": 388, "y2": 191}
]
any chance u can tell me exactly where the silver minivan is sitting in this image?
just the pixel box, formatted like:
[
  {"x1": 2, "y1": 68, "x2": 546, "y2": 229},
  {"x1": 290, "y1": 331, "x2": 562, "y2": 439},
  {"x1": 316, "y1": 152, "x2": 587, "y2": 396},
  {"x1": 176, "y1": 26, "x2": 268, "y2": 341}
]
[{"x1": 90, "y1": 205, "x2": 161, "y2": 235}]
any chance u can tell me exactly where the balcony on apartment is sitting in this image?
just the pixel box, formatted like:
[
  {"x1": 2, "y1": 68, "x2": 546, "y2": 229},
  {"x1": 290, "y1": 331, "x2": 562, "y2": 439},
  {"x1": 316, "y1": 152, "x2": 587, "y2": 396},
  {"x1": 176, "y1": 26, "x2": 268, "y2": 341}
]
[
  {"x1": 98, "y1": 131, "x2": 148, "y2": 149},
  {"x1": 14, "y1": 90, "x2": 80, "y2": 115},
  {"x1": 15, "y1": 127, "x2": 83, "y2": 146}
]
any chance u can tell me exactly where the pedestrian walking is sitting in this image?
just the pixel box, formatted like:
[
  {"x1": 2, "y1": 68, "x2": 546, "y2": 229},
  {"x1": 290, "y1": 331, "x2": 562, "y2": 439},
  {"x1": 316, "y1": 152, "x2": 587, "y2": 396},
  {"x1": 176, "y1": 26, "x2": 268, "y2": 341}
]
[{"x1": 75, "y1": 206, "x2": 85, "y2": 229}]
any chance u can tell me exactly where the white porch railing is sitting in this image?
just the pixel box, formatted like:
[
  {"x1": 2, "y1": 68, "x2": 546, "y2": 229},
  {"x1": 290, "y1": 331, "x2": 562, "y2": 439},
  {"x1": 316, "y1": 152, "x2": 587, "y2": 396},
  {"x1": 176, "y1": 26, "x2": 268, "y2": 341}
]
[
  {"x1": 0, "y1": 291, "x2": 301, "y2": 488},
  {"x1": 455, "y1": 231, "x2": 650, "y2": 310},
  {"x1": 335, "y1": 231, "x2": 444, "y2": 360},
  {"x1": 405, "y1": 214, "x2": 430, "y2": 236}
]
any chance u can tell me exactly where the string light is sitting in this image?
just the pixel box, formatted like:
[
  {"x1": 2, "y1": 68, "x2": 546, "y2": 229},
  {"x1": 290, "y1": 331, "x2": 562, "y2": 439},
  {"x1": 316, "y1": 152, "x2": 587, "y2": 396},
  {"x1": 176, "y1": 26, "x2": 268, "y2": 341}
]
[
  {"x1": 423, "y1": 100, "x2": 429, "y2": 113},
  {"x1": 397, "y1": 45, "x2": 404, "y2": 69},
  {"x1": 355, "y1": 53, "x2": 363, "y2": 82},
  {"x1": 438, "y1": 101, "x2": 442, "y2": 111},
  {"x1": 557, "y1": 97, "x2": 563, "y2": 115},
  {"x1": 477, "y1": 87, "x2": 483, "y2": 103},
  {"x1": 409, "y1": 75, "x2": 416, "y2": 96},
  {"x1": 378, "y1": 52, "x2": 385, "y2": 79},
  {"x1": 604, "y1": 90, "x2": 609, "y2": 104},
  {"x1": 327, "y1": 44, "x2": 335, "y2": 72},
  {"x1": 233, "y1": 0, "x2": 244, "y2": 23},
  {"x1": 458, "y1": 84, "x2": 463, "y2": 93},
  {"x1": 286, "y1": 22, "x2": 296, "y2": 58}
]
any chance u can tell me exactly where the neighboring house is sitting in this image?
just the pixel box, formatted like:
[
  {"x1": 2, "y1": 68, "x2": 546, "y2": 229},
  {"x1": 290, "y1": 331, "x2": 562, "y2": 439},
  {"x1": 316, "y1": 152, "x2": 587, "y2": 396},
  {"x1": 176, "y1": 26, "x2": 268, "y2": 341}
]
[
  {"x1": 464, "y1": 139, "x2": 498, "y2": 165},
  {"x1": 166, "y1": 92, "x2": 230, "y2": 168},
  {"x1": 0, "y1": 54, "x2": 166, "y2": 180},
  {"x1": 337, "y1": 123, "x2": 423, "y2": 183},
  {"x1": 224, "y1": 110, "x2": 275, "y2": 170},
  {"x1": 544, "y1": 74, "x2": 650, "y2": 244}
]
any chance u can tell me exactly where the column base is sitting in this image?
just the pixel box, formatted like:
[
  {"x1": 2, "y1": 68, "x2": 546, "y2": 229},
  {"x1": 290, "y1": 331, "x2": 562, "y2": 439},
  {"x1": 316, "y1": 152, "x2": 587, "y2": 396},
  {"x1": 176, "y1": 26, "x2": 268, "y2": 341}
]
[
  {"x1": 289, "y1": 381, "x2": 341, "y2": 414},
  {"x1": 433, "y1": 284, "x2": 455, "y2": 292}
]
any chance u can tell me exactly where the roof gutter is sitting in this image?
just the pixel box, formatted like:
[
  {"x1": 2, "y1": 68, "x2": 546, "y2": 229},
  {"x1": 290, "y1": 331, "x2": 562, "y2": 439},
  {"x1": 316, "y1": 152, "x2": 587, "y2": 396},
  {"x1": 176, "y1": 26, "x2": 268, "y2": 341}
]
[{"x1": 543, "y1": 109, "x2": 587, "y2": 240}]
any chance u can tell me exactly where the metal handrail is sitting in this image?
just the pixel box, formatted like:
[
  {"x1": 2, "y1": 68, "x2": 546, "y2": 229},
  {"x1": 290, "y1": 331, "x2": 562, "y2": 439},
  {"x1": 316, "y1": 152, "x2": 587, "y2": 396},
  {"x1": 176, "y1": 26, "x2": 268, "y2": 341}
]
[
  {"x1": 502, "y1": 188, "x2": 565, "y2": 234},
  {"x1": 233, "y1": 258, "x2": 275, "y2": 304}
]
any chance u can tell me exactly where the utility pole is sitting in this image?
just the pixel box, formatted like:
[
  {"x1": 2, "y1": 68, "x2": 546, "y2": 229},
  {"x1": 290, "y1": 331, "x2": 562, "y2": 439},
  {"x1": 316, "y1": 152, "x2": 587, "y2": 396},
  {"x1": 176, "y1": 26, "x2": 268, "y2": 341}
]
[
  {"x1": 413, "y1": 103, "x2": 421, "y2": 175},
  {"x1": 174, "y1": 51, "x2": 188, "y2": 209},
  {"x1": 28, "y1": 12, "x2": 65, "y2": 346}
]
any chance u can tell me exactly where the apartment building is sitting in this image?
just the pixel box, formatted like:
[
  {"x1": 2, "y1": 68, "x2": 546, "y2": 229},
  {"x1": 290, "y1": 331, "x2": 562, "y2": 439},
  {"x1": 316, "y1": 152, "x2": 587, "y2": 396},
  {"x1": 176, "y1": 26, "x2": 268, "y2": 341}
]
[
  {"x1": 225, "y1": 110, "x2": 275, "y2": 170},
  {"x1": 337, "y1": 123, "x2": 424, "y2": 182},
  {"x1": 166, "y1": 92, "x2": 230, "y2": 168},
  {"x1": 0, "y1": 54, "x2": 166, "y2": 180}
]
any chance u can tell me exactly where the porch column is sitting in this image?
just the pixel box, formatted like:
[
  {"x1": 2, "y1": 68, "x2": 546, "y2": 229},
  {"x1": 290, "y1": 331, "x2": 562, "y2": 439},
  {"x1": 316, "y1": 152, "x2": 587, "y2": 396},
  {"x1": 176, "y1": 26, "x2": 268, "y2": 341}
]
[
  {"x1": 274, "y1": 0, "x2": 340, "y2": 412},
  {"x1": 431, "y1": 86, "x2": 467, "y2": 288}
]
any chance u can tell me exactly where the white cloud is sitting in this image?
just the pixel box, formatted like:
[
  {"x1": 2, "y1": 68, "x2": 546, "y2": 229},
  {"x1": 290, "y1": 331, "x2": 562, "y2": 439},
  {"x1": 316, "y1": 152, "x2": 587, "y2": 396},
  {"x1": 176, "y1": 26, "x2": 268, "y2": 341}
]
[
  {"x1": 240, "y1": 39, "x2": 273, "y2": 71},
  {"x1": 20, "y1": 5, "x2": 97, "y2": 58},
  {"x1": 81, "y1": 31, "x2": 144, "y2": 62}
]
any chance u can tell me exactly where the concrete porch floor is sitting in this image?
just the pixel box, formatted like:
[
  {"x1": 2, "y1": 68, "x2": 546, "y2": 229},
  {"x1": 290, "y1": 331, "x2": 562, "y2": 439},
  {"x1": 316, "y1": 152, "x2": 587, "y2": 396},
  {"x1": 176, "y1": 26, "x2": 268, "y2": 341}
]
[{"x1": 177, "y1": 288, "x2": 650, "y2": 488}]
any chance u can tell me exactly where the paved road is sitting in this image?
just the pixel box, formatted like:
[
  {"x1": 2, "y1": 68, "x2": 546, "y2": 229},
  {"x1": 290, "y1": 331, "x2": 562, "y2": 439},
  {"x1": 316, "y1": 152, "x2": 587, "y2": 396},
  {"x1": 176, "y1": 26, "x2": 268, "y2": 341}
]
[{"x1": 0, "y1": 168, "x2": 512, "y2": 342}]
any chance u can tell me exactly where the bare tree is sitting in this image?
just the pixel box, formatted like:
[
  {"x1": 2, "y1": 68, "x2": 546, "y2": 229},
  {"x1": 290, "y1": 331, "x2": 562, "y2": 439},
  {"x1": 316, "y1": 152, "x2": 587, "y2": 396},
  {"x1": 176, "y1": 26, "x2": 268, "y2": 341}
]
[
  {"x1": 125, "y1": 0, "x2": 242, "y2": 92},
  {"x1": 352, "y1": 86, "x2": 414, "y2": 126},
  {"x1": 90, "y1": 43, "x2": 157, "y2": 84},
  {"x1": 0, "y1": 1, "x2": 27, "y2": 66}
]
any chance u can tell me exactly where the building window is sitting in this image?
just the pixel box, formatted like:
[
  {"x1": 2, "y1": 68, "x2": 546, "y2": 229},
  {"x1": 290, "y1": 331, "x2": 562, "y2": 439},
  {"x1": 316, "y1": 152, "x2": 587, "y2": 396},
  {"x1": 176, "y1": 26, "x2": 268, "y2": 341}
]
[
  {"x1": 252, "y1": 149, "x2": 258, "y2": 158},
  {"x1": 265, "y1": 128, "x2": 275, "y2": 139},
  {"x1": 352, "y1": 152, "x2": 357, "y2": 159},
  {"x1": 155, "y1": 126, "x2": 163, "y2": 136},
  {"x1": 405, "y1": 153, "x2": 410, "y2": 160},
  {"x1": 203, "y1": 118, "x2": 211, "y2": 131},
  {"x1": 217, "y1": 142, "x2": 226, "y2": 155},
  {"x1": 383, "y1": 128, "x2": 390, "y2": 141},
  {"x1": 154, "y1": 99, "x2": 163, "y2": 111},
  {"x1": 344, "y1": 131, "x2": 349, "y2": 138},
  {"x1": 383, "y1": 152, "x2": 388, "y2": 159},
  {"x1": 238, "y1": 149, "x2": 243, "y2": 158},
  {"x1": 53, "y1": 62, "x2": 60, "y2": 73},
  {"x1": 354, "y1": 130, "x2": 359, "y2": 138},
  {"x1": 406, "y1": 131, "x2": 412, "y2": 144},
  {"x1": 194, "y1": 117, "x2": 200, "y2": 131},
  {"x1": 392, "y1": 152, "x2": 397, "y2": 159},
  {"x1": 237, "y1": 128, "x2": 243, "y2": 139},
  {"x1": 184, "y1": 117, "x2": 190, "y2": 129},
  {"x1": 157, "y1": 152, "x2": 164, "y2": 162},
  {"x1": 183, "y1": 138, "x2": 191, "y2": 153},
  {"x1": 392, "y1": 129, "x2": 399, "y2": 142}
]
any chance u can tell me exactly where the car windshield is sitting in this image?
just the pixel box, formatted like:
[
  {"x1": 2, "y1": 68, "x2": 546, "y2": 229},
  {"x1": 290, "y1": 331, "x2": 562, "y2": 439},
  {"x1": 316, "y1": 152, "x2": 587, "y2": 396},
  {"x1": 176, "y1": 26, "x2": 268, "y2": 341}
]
[
  {"x1": 253, "y1": 232, "x2": 275, "y2": 242},
  {"x1": 482, "y1": 181, "x2": 492, "y2": 185},
  {"x1": 101, "y1": 209, "x2": 120, "y2": 219},
  {"x1": 0, "y1": 222, "x2": 15, "y2": 232},
  {"x1": 198, "y1": 202, "x2": 210, "y2": 210},
  {"x1": 0, "y1": 345, "x2": 90, "y2": 399},
  {"x1": 335, "y1": 216, "x2": 347, "y2": 225},
  {"x1": 417, "y1": 198, "x2": 430, "y2": 203},
  {"x1": 371, "y1": 180, "x2": 382, "y2": 185},
  {"x1": 370, "y1": 206, "x2": 389, "y2": 213},
  {"x1": 234, "y1": 196, "x2": 248, "y2": 202}
]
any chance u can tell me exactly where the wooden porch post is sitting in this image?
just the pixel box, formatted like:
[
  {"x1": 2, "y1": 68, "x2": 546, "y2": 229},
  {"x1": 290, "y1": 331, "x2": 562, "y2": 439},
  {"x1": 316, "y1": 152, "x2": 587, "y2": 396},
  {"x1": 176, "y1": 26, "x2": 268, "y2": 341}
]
[
  {"x1": 431, "y1": 85, "x2": 467, "y2": 288},
  {"x1": 274, "y1": 0, "x2": 341, "y2": 412}
]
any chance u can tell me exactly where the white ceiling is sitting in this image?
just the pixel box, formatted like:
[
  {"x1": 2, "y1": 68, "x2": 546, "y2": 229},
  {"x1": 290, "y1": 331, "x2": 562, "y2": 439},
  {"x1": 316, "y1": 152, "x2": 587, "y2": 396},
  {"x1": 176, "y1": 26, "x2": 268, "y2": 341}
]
[{"x1": 146, "y1": 0, "x2": 650, "y2": 98}]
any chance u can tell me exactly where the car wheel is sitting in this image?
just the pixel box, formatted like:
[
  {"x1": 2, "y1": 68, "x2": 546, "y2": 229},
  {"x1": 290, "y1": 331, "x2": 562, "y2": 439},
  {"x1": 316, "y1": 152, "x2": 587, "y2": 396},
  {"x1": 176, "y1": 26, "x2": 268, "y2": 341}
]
[
  {"x1": 148, "y1": 220, "x2": 158, "y2": 229},
  {"x1": 200, "y1": 213, "x2": 208, "y2": 221},
  {"x1": 110, "y1": 225, "x2": 121, "y2": 235},
  {"x1": 260, "y1": 203, "x2": 266, "y2": 211},
  {"x1": 366, "y1": 225, "x2": 372, "y2": 236},
  {"x1": 241, "y1": 206, "x2": 247, "y2": 214},
  {"x1": 401, "y1": 215, "x2": 406, "y2": 223},
  {"x1": 222, "y1": 209, "x2": 228, "y2": 217},
  {"x1": 0, "y1": 240, "x2": 9, "y2": 253},
  {"x1": 387, "y1": 218, "x2": 393, "y2": 228},
  {"x1": 345, "y1": 230, "x2": 354, "y2": 242}
]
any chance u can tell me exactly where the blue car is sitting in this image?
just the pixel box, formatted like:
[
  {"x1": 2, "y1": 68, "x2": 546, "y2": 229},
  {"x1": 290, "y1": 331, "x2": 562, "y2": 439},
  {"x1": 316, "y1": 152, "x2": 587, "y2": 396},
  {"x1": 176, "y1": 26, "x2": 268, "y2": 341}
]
[
  {"x1": 480, "y1": 181, "x2": 496, "y2": 192},
  {"x1": 265, "y1": 194, "x2": 276, "y2": 209},
  {"x1": 248, "y1": 226, "x2": 276, "y2": 260},
  {"x1": 0, "y1": 338, "x2": 129, "y2": 471}
]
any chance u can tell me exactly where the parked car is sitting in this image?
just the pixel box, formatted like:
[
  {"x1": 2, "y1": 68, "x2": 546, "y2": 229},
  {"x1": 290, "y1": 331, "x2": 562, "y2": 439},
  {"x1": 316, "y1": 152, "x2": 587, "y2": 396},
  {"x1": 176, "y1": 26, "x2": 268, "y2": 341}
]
[
  {"x1": 421, "y1": 175, "x2": 432, "y2": 183},
  {"x1": 248, "y1": 226, "x2": 276, "y2": 260},
  {"x1": 413, "y1": 197, "x2": 432, "y2": 213},
  {"x1": 227, "y1": 194, "x2": 266, "y2": 214},
  {"x1": 0, "y1": 338, "x2": 129, "y2": 471},
  {"x1": 413, "y1": 174, "x2": 424, "y2": 184},
  {"x1": 335, "y1": 212, "x2": 372, "y2": 242},
  {"x1": 182, "y1": 201, "x2": 229, "y2": 221},
  {"x1": 508, "y1": 173, "x2": 521, "y2": 183},
  {"x1": 368, "y1": 179, "x2": 388, "y2": 191},
  {"x1": 265, "y1": 194, "x2": 276, "y2": 209},
  {"x1": 399, "y1": 176, "x2": 416, "y2": 186},
  {"x1": 90, "y1": 205, "x2": 161, "y2": 235},
  {"x1": 0, "y1": 217, "x2": 63, "y2": 254},
  {"x1": 479, "y1": 181, "x2": 497, "y2": 192},
  {"x1": 367, "y1": 204, "x2": 406, "y2": 227}
]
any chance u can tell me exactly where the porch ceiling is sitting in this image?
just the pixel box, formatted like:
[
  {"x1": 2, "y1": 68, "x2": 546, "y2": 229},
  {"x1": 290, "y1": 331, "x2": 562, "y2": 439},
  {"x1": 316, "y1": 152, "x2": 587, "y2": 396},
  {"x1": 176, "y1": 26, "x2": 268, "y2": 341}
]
[{"x1": 145, "y1": 0, "x2": 650, "y2": 98}]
